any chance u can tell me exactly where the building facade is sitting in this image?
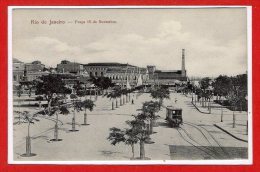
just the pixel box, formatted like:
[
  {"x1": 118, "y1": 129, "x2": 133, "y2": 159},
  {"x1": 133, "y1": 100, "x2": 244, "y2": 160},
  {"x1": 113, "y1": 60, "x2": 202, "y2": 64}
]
[
  {"x1": 25, "y1": 60, "x2": 45, "y2": 72},
  {"x1": 57, "y1": 60, "x2": 84, "y2": 74},
  {"x1": 13, "y1": 58, "x2": 25, "y2": 85},
  {"x1": 83, "y1": 62, "x2": 149, "y2": 87},
  {"x1": 147, "y1": 49, "x2": 188, "y2": 85}
]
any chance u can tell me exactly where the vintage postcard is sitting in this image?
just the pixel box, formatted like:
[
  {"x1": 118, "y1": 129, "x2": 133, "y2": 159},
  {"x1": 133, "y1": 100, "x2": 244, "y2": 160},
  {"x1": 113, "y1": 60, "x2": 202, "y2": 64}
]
[{"x1": 8, "y1": 6, "x2": 252, "y2": 164}]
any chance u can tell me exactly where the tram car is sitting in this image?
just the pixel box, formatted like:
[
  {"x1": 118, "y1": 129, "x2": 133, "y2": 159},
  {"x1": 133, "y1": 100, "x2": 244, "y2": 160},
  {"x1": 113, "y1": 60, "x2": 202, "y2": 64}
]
[{"x1": 166, "y1": 106, "x2": 183, "y2": 127}]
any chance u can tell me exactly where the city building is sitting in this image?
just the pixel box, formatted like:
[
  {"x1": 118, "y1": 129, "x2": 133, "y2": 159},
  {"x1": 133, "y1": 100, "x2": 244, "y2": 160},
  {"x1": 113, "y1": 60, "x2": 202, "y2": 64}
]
[
  {"x1": 13, "y1": 59, "x2": 49, "y2": 83},
  {"x1": 57, "y1": 60, "x2": 84, "y2": 74},
  {"x1": 13, "y1": 58, "x2": 25, "y2": 85},
  {"x1": 147, "y1": 49, "x2": 188, "y2": 85},
  {"x1": 25, "y1": 60, "x2": 45, "y2": 72},
  {"x1": 84, "y1": 62, "x2": 149, "y2": 87}
]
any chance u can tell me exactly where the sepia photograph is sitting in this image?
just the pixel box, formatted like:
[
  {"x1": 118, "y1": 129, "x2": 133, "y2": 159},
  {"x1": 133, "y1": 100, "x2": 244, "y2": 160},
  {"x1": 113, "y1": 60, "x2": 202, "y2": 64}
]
[{"x1": 9, "y1": 6, "x2": 251, "y2": 164}]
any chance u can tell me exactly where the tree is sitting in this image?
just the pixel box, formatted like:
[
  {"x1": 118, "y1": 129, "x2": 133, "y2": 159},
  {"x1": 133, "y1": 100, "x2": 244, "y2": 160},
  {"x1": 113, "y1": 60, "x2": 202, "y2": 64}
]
[
  {"x1": 48, "y1": 96, "x2": 70, "y2": 141},
  {"x1": 35, "y1": 75, "x2": 72, "y2": 113},
  {"x1": 107, "y1": 87, "x2": 121, "y2": 109},
  {"x1": 150, "y1": 86, "x2": 170, "y2": 109},
  {"x1": 81, "y1": 99, "x2": 95, "y2": 125},
  {"x1": 15, "y1": 84, "x2": 23, "y2": 124},
  {"x1": 107, "y1": 114, "x2": 150, "y2": 160},
  {"x1": 228, "y1": 74, "x2": 248, "y2": 111},
  {"x1": 212, "y1": 75, "x2": 232, "y2": 100},
  {"x1": 199, "y1": 77, "x2": 211, "y2": 90},
  {"x1": 121, "y1": 88, "x2": 128, "y2": 104},
  {"x1": 142, "y1": 101, "x2": 160, "y2": 134},
  {"x1": 73, "y1": 81, "x2": 85, "y2": 96},
  {"x1": 35, "y1": 95, "x2": 44, "y2": 109},
  {"x1": 90, "y1": 76, "x2": 114, "y2": 95},
  {"x1": 125, "y1": 128, "x2": 139, "y2": 159},
  {"x1": 68, "y1": 94, "x2": 81, "y2": 132},
  {"x1": 15, "y1": 111, "x2": 39, "y2": 157},
  {"x1": 127, "y1": 115, "x2": 150, "y2": 160},
  {"x1": 199, "y1": 77, "x2": 212, "y2": 107}
]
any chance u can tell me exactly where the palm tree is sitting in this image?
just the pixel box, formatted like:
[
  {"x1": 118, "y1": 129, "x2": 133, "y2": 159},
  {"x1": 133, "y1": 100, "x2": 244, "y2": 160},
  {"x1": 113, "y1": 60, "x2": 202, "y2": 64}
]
[
  {"x1": 16, "y1": 111, "x2": 39, "y2": 157},
  {"x1": 81, "y1": 99, "x2": 95, "y2": 125},
  {"x1": 37, "y1": 97, "x2": 70, "y2": 141},
  {"x1": 51, "y1": 106, "x2": 69, "y2": 141}
]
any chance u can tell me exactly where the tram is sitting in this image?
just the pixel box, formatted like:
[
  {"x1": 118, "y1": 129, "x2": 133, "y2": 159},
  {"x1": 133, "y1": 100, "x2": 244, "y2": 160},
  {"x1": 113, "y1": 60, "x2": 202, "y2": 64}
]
[{"x1": 166, "y1": 106, "x2": 183, "y2": 127}]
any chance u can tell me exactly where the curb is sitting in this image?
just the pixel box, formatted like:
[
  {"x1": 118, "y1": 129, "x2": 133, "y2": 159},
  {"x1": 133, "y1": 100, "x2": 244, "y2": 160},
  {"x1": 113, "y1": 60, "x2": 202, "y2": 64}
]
[
  {"x1": 191, "y1": 102, "x2": 210, "y2": 114},
  {"x1": 214, "y1": 124, "x2": 248, "y2": 143}
]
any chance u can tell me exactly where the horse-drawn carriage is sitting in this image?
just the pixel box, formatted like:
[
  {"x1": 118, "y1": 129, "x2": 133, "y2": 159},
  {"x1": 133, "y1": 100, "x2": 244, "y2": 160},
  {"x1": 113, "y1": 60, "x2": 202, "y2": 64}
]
[{"x1": 166, "y1": 106, "x2": 183, "y2": 127}]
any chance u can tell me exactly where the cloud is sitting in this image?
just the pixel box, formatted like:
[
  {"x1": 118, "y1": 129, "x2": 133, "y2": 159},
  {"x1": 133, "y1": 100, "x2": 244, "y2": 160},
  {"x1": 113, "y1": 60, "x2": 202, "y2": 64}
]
[{"x1": 13, "y1": 19, "x2": 247, "y2": 77}]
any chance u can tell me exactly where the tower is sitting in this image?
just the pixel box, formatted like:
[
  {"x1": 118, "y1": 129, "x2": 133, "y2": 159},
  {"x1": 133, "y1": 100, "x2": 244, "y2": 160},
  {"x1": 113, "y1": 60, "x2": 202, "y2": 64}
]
[
  {"x1": 181, "y1": 49, "x2": 186, "y2": 77},
  {"x1": 147, "y1": 65, "x2": 156, "y2": 79}
]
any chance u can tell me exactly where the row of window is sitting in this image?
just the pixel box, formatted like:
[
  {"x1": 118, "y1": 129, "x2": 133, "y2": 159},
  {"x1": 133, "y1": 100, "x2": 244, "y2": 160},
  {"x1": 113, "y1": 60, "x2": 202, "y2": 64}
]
[
  {"x1": 107, "y1": 75, "x2": 147, "y2": 80},
  {"x1": 89, "y1": 71, "x2": 104, "y2": 76},
  {"x1": 87, "y1": 67, "x2": 107, "y2": 70}
]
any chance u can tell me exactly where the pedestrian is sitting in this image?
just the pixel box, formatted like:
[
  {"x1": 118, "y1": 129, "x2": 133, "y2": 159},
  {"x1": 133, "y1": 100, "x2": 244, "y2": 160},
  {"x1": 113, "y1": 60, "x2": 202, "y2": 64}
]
[{"x1": 132, "y1": 99, "x2": 134, "y2": 104}]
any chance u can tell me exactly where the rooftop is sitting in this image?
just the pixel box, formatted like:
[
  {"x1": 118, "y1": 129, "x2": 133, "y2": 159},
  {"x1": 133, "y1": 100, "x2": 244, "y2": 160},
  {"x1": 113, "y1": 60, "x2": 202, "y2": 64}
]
[{"x1": 85, "y1": 62, "x2": 136, "y2": 67}]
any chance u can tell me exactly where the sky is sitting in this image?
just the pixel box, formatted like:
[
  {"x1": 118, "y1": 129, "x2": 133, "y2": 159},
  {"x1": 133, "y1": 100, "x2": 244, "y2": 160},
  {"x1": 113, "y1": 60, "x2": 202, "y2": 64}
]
[{"x1": 12, "y1": 7, "x2": 248, "y2": 77}]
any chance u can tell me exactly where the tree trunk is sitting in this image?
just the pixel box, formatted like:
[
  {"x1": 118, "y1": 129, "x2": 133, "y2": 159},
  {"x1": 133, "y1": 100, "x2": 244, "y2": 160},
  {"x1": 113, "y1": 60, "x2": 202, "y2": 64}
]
[
  {"x1": 26, "y1": 123, "x2": 31, "y2": 156},
  {"x1": 221, "y1": 106, "x2": 223, "y2": 122},
  {"x1": 150, "y1": 120, "x2": 153, "y2": 134},
  {"x1": 18, "y1": 97, "x2": 21, "y2": 124},
  {"x1": 83, "y1": 109, "x2": 87, "y2": 125},
  {"x1": 54, "y1": 123, "x2": 58, "y2": 140},
  {"x1": 54, "y1": 113, "x2": 59, "y2": 140},
  {"x1": 48, "y1": 98, "x2": 52, "y2": 114},
  {"x1": 116, "y1": 98, "x2": 118, "y2": 108},
  {"x1": 112, "y1": 101, "x2": 114, "y2": 110},
  {"x1": 72, "y1": 117, "x2": 76, "y2": 131},
  {"x1": 131, "y1": 143, "x2": 135, "y2": 159},
  {"x1": 140, "y1": 140, "x2": 145, "y2": 159},
  {"x1": 25, "y1": 136, "x2": 31, "y2": 156}
]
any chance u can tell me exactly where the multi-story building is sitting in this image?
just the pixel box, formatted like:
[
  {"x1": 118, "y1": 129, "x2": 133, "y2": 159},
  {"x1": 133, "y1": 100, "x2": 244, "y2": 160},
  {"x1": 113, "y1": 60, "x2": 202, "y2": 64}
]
[
  {"x1": 147, "y1": 49, "x2": 188, "y2": 85},
  {"x1": 13, "y1": 59, "x2": 49, "y2": 83},
  {"x1": 25, "y1": 60, "x2": 45, "y2": 72},
  {"x1": 13, "y1": 58, "x2": 25, "y2": 85},
  {"x1": 83, "y1": 62, "x2": 149, "y2": 87},
  {"x1": 57, "y1": 60, "x2": 84, "y2": 74}
]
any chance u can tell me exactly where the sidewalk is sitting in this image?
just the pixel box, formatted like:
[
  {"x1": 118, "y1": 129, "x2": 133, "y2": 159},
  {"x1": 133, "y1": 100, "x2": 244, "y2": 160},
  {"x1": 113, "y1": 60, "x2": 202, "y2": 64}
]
[
  {"x1": 214, "y1": 121, "x2": 248, "y2": 143},
  {"x1": 188, "y1": 97, "x2": 248, "y2": 143}
]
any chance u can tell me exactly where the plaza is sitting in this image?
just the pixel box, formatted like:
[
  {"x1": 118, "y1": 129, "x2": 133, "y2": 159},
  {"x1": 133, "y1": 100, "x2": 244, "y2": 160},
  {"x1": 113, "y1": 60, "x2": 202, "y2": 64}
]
[{"x1": 12, "y1": 91, "x2": 248, "y2": 161}]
